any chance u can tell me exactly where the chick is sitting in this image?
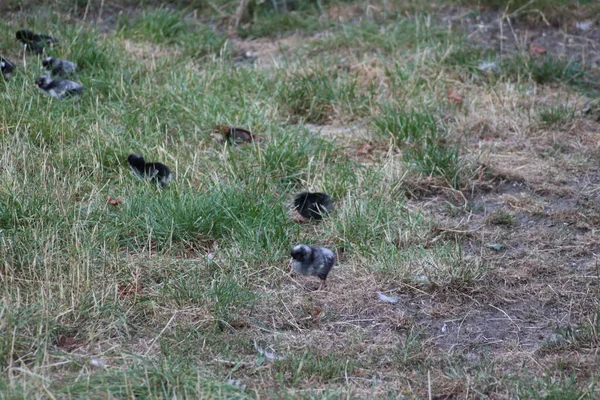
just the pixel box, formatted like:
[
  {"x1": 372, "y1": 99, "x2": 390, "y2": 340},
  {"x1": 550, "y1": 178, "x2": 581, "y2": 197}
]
[
  {"x1": 293, "y1": 192, "x2": 334, "y2": 221},
  {"x1": 211, "y1": 124, "x2": 257, "y2": 145},
  {"x1": 291, "y1": 244, "x2": 335, "y2": 289},
  {"x1": 1, "y1": 57, "x2": 15, "y2": 80},
  {"x1": 34, "y1": 76, "x2": 83, "y2": 99},
  {"x1": 127, "y1": 154, "x2": 173, "y2": 188},
  {"x1": 16, "y1": 29, "x2": 56, "y2": 54},
  {"x1": 42, "y1": 57, "x2": 77, "y2": 77}
]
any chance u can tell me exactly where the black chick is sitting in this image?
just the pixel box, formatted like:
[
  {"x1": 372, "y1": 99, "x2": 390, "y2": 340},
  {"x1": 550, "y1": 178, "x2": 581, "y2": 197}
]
[
  {"x1": 1, "y1": 57, "x2": 15, "y2": 80},
  {"x1": 291, "y1": 244, "x2": 335, "y2": 289},
  {"x1": 16, "y1": 29, "x2": 56, "y2": 54},
  {"x1": 293, "y1": 192, "x2": 334, "y2": 221},
  {"x1": 127, "y1": 154, "x2": 173, "y2": 188},
  {"x1": 42, "y1": 57, "x2": 77, "y2": 77},
  {"x1": 34, "y1": 76, "x2": 83, "y2": 99}
]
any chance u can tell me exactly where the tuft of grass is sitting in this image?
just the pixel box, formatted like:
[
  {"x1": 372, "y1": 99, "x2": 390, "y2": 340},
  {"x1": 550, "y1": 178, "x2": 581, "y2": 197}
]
[
  {"x1": 456, "y1": 0, "x2": 600, "y2": 26},
  {"x1": 277, "y1": 68, "x2": 363, "y2": 123},
  {"x1": 238, "y1": 0, "x2": 327, "y2": 38},
  {"x1": 118, "y1": 8, "x2": 191, "y2": 44},
  {"x1": 116, "y1": 8, "x2": 228, "y2": 58},
  {"x1": 273, "y1": 351, "x2": 356, "y2": 386},
  {"x1": 501, "y1": 55, "x2": 587, "y2": 87},
  {"x1": 485, "y1": 210, "x2": 515, "y2": 226},
  {"x1": 374, "y1": 106, "x2": 463, "y2": 186}
]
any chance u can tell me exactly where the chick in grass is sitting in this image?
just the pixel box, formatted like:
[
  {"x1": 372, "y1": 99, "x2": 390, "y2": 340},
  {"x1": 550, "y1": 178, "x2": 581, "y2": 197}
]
[
  {"x1": 42, "y1": 57, "x2": 77, "y2": 77},
  {"x1": 290, "y1": 244, "x2": 335, "y2": 290},
  {"x1": 127, "y1": 154, "x2": 173, "y2": 188},
  {"x1": 16, "y1": 29, "x2": 56, "y2": 54},
  {"x1": 292, "y1": 192, "x2": 334, "y2": 222},
  {"x1": 34, "y1": 76, "x2": 83, "y2": 99}
]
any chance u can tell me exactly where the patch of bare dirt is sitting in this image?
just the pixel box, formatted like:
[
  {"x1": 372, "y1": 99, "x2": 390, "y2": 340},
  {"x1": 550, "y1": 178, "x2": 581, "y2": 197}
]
[{"x1": 444, "y1": 6, "x2": 600, "y2": 70}]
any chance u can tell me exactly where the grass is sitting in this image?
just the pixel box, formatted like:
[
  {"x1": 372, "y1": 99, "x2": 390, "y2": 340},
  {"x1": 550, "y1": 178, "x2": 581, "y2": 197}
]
[
  {"x1": 1, "y1": 0, "x2": 600, "y2": 398},
  {"x1": 374, "y1": 107, "x2": 464, "y2": 186}
]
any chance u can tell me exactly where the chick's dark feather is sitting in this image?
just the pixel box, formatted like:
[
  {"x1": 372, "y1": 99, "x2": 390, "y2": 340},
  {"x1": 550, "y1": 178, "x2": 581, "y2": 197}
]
[
  {"x1": 16, "y1": 29, "x2": 56, "y2": 54},
  {"x1": 127, "y1": 154, "x2": 173, "y2": 188},
  {"x1": 291, "y1": 244, "x2": 335, "y2": 281},
  {"x1": 293, "y1": 192, "x2": 333, "y2": 220}
]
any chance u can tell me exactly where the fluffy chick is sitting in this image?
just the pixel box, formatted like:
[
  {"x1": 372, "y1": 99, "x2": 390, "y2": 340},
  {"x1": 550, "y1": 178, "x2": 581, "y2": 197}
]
[
  {"x1": 34, "y1": 76, "x2": 83, "y2": 99},
  {"x1": 293, "y1": 192, "x2": 334, "y2": 221},
  {"x1": 291, "y1": 244, "x2": 335, "y2": 289},
  {"x1": 1, "y1": 57, "x2": 15, "y2": 80},
  {"x1": 127, "y1": 154, "x2": 173, "y2": 188},
  {"x1": 16, "y1": 29, "x2": 56, "y2": 54},
  {"x1": 42, "y1": 57, "x2": 77, "y2": 77},
  {"x1": 211, "y1": 124, "x2": 257, "y2": 145}
]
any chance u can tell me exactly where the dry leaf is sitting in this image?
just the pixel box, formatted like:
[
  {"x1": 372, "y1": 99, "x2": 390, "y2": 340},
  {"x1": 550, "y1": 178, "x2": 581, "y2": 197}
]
[
  {"x1": 530, "y1": 43, "x2": 547, "y2": 55},
  {"x1": 357, "y1": 143, "x2": 374, "y2": 154},
  {"x1": 118, "y1": 283, "x2": 143, "y2": 299},
  {"x1": 56, "y1": 335, "x2": 82, "y2": 351},
  {"x1": 290, "y1": 209, "x2": 309, "y2": 223},
  {"x1": 311, "y1": 305, "x2": 322, "y2": 319},
  {"x1": 447, "y1": 89, "x2": 463, "y2": 104},
  {"x1": 107, "y1": 196, "x2": 123, "y2": 207}
]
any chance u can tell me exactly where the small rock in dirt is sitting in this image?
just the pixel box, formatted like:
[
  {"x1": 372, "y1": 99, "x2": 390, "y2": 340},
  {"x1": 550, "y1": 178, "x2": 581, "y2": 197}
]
[
  {"x1": 477, "y1": 61, "x2": 498, "y2": 73},
  {"x1": 90, "y1": 359, "x2": 106, "y2": 368},
  {"x1": 547, "y1": 333, "x2": 567, "y2": 345},
  {"x1": 575, "y1": 21, "x2": 593, "y2": 31},
  {"x1": 486, "y1": 242, "x2": 504, "y2": 251},
  {"x1": 413, "y1": 275, "x2": 430, "y2": 283},
  {"x1": 254, "y1": 340, "x2": 284, "y2": 361},
  {"x1": 377, "y1": 292, "x2": 399, "y2": 304},
  {"x1": 226, "y1": 379, "x2": 246, "y2": 389}
]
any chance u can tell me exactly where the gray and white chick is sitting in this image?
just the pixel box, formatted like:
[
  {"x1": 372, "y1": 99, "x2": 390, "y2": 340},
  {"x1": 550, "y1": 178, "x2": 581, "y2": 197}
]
[
  {"x1": 42, "y1": 57, "x2": 77, "y2": 77},
  {"x1": 34, "y1": 76, "x2": 83, "y2": 99},
  {"x1": 291, "y1": 244, "x2": 335, "y2": 289}
]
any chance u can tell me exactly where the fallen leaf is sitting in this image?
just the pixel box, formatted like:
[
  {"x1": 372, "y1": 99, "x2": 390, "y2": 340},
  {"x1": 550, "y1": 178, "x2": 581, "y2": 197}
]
[
  {"x1": 229, "y1": 319, "x2": 250, "y2": 329},
  {"x1": 107, "y1": 196, "x2": 123, "y2": 207},
  {"x1": 447, "y1": 89, "x2": 463, "y2": 104},
  {"x1": 311, "y1": 305, "x2": 322, "y2": 319},
  {"x1": 118, "y1": 283, "x2": 143, "y2": 299},
  {"x1": 56, "y1": 335, "x2": 82, "y2": 351},
  {"x1": 357, "y1": 143, "x2": 374, "y2": 155},
  {"x1": 530, "y1": 43, "x2": 547, "y2": 55},
  {"x1": 289, "y1": 209, "x2": 309, "y2": 223}
]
